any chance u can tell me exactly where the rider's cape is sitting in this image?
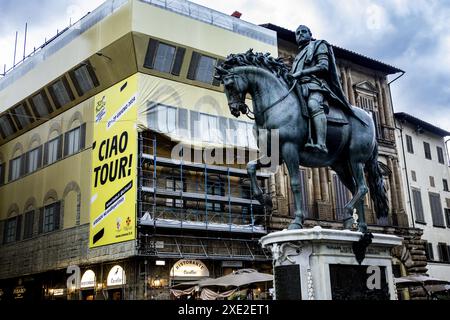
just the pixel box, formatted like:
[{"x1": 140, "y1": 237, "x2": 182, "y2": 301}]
[{"x1": 298, "y1": 40, "x2": 367, "y2": 126}]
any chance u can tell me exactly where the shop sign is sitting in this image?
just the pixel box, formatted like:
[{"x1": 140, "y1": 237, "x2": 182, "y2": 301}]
[
  {"x1": 170, "y1": 260, "x2": 209, "y2": 278},
  {"x1": 222, "y1": 261, "x2": 243, "y2": 268},
  {"x1": 53, "y1": 289, "x2": 65, "y2": 296},
  {"x1": 81, "y1": 270, "x2": 96, "y2": 289},
  {"x1": 107, "y1": 265, "x2": 126, "y2": 286}
]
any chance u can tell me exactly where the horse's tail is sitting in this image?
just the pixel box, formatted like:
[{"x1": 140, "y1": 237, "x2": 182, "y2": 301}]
[{"x1": 365, "y1": 144, "x2": 389, "y2": 219}]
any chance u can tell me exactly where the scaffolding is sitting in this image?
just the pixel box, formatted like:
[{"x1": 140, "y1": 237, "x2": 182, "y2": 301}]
[{"x1": 138, "y1": 132, "x2": 271, "y2": 223}]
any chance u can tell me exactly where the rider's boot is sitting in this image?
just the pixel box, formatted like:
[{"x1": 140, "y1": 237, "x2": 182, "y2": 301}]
[{"x1": 306, "y1": 111, "x2": 328, "y2": 154}]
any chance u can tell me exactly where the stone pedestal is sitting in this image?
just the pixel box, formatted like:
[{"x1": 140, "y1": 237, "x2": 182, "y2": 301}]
[{"x1": 260, "y1": 226, "x2": 403, "y2": 300}]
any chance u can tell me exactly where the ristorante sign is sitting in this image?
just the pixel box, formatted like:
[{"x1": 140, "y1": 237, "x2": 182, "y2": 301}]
[{"x1": 170, "y1": 260, "x2": 210, "y2": 278}]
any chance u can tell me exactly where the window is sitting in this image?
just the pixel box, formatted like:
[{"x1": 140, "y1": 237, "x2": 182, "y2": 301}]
[
  {"x1": 12, "y1": 103, "x2": 33, "y2": 129},
  {"x1": 437, "y1": 243, "x2": 450, "y2": 263},
  {"x1": 0, "y1": 163, "x2": 5, "y2": 185},
  {"x1": 444, "y1": 179, "x2": 449, "y2": 192},
  {"x1": 49, "y1": 78, "x2": 74, "y2": 108},
  {"x1": 187, "y1": 52, "x2": 222, "y2": 86},
  {"x1": 9, "y1": 156, "x2": 23, "y2": 181},
  {"x1": 39, "y1": 202, "x2": 61, "y2": 233},
  {"x1": 70, "y1": 62, "x2": 99, "y2": 96},
  {"x1": 231, "y1": 120, "x2": 257, "y2": 149},
  {"x1": 429, "y1": 176, "x2": 435, "y2": 188},
  {"x1": 148, "y1": 104, "x2": 176, "y2": 134},
  {"x1": 411, "y1": 170, "x2": 416, "y2": 182},
  {"x1": 406, "y1": 135, "x2": 414, "y2": 154},
  {"x1": 0, "y1": 114, "x2": 17, "y2": 139},
  {"x1": 44, "y1": 136, "x2": 62, "y2": 165},
  {"x1": 199, "y1": 113, "x2": 219, "y2": 143},
  {"x1": 207, "y1": 181, "x2": 224, "y2": 212},
  {"x1": 144, "y1": 39, "x2": 185, "y2": 76},
  {"x1": 3, "y1": 217, "x2": 17, "y2": 244},
  {"x1": 424, "y1": 142, "x2": 432, "y2": 160},
  {"x1": 26, "y1": 146, "x2": 42, "y2": 174},
  {"x1": 412, "y1": 189, "x2": 425, "y2": 223},
  {"x1": 23, "y1": 211, "x2": 34, "y2": 239},
  {"x1": 64, "y1": 124, "x2": 86, "y2": 156},
  {"x1": 426, "y1": 242, "x2": 434, "y2": 261},
  {"x1": 445, "y1": 208, "x2": 450, "y2": 228},
  {"x1": 165, "y1": 178, "x2": 184, "y2": 208},
  {"x1": 30, "y1": 91, "x2": 52, "y2": 118},
  {"x1": 429, "y1": 192, "x2": 445, "y2": 227},
  {"x1": 437, "y1": 146, "x2": 445, "y2": 164}
]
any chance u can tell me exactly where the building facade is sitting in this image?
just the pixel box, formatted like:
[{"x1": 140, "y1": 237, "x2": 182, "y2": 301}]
[
  {"x1": 395, "y1": 112, "x2": 450, "y2": 282},
  {"x1": 0, "y1": 0, "x2": 277, "y2": 300},
  {"x1": 0, "y1": 0, "x2": 433, "y2": 301}
]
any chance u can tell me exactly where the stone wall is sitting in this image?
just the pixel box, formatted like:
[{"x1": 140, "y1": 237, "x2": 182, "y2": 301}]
[{"x1": 0, "y1": 224, "x2": 136, "y2": 280}]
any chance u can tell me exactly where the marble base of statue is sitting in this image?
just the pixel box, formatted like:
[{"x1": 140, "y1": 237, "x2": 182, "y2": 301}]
[{"x1": 260, "y1": 226, "x2": 402, "y2": 300}]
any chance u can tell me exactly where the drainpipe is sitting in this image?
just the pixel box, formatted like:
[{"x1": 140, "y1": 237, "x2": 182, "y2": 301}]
[
  {"x1": 387, "y1": 71, "x2": 414, "y2": 227},
  {"x1": 395, "y1": 120, "x2": 415, "y2": 228}
]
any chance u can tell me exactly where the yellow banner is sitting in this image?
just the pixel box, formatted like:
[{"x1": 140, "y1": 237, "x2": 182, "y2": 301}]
[{"x1": 90, "y1": 75, "x2": 138, "y2": 248}]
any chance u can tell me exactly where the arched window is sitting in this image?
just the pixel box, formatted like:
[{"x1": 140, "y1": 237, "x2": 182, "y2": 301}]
[{"x1": 39, "y1": 190, "x2": 61, "y2": 234}]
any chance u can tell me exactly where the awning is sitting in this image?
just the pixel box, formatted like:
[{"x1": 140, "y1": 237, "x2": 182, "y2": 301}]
[
  {"x1": 198, "y1": 269, "x2": 273, "y2": 288},
  {"x1": 394, "y1": 275, "x2": 449, "y2": 288}
]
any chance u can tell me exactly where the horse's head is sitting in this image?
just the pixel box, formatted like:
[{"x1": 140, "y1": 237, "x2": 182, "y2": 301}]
[{"x1": 215, "y1": 66, "x2": 248, "y2": 118}]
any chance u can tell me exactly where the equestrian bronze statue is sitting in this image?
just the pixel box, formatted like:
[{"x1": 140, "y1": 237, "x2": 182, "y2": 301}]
[{"x1": 215, "y1": 26, "x2": 388, "y2": 233}]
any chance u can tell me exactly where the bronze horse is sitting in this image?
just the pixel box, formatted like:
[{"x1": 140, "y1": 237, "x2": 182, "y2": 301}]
[{"x1": 215, "y1": 50, "x2": 388, "y2": 233}]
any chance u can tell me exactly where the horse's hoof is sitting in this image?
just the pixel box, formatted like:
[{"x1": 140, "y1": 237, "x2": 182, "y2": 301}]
[
  {"x1": 358, "y1": 223, "x2": 368, "y2": 234},
  {"x1": 343, "y1": 217, "x2": 354, "y2": 230},
  {"x1": 288, "y1": 222, "x2": 303, "y2": 230}
]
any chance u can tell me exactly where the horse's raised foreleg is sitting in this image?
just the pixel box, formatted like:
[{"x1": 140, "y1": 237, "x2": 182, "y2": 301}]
[
  {"x1": 247, "y1": 156, "x2": 273, "y2": 209},
  {"x1": 281, "y1": 142, "x2": 304, "y2": 229},
  {"x1": 345, "y1": 161, "x2": 369, "y2": 233}
]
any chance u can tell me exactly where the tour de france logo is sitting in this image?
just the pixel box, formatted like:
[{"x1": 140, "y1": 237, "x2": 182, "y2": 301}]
[
  {"x1": 95, "y1": 96, "x2": 106, "y2": 123},
  {"x1": 116, "y1": 216, "x2": 132, "y2": 232}
]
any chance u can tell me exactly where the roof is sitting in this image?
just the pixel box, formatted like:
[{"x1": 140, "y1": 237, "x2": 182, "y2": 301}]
[
  {"x1": 260, "y1": 23, "x2": 404, "y2": 75},
  {"x1": 395, "y1": 112, "x2": 450, "y2": 137}
]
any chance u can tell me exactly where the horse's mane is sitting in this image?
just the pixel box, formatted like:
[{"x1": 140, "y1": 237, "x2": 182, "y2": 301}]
[{"x1": 220, "y1": 49, "x2": 293, "y2": 86}]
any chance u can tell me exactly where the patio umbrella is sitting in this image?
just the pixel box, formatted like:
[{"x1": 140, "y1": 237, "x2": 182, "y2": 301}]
[
  {"x1": 394, "y1": 274, "x2": 449, "y2": 288},
  {"x1": 198, "y1": 269, "x2": 273, "y2": 288}
]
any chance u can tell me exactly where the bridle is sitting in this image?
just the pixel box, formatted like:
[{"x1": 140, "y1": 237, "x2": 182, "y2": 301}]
[{"x1": 224, "y1": 72, "x2": 297, "y2": 120}]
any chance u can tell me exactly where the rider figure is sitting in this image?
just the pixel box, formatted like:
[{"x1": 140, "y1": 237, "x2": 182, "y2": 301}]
[{"x1": 290, "y1": 25, "x2": 366, "y2": 154}]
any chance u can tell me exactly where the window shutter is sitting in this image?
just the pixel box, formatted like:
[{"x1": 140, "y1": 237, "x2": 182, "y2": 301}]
[
  {"x1": 171, "y1": 47, "x2": 186, "y2": 76},
  {"x1": 8, "y1": 159, "x2": 13, "y2": 181},
  {"x1": 15, "y1": 215, "x2": 22, "y2": 241},
  {"x1": 57, "y1": 135, "x2": 63, "y2": 160},
  {"x1": 54, "y1": 202, "x2": 61, "y2": 230},
  {"x1": 412, "y1": 189, "x2": 425, "y2": 223},
  {"x1": 21, "y1": 154, "x2": 27, "y2": 176},
  {"x1": 80, "y1": 123, "x2": 86, "y2": 150},
  {"x1": 43, "y1": 142, "x2": 49, "y2": 166},
  {"x1": 2, "y1": 221, "x2": 7, "y2": 244},
  {"x1": 426, "y1": 243, "x2": 434, "y2": 260},
  {"x1": 0, "y1": 164, "x2": 4, "y2": 185},
  {"x1": 64, "y1": 132, "x2": 70, "y2": 156},
  {"x1": 190, "y1": 111, "x2": 199, "y2": 139},
  {"x1": 37, "y1": 145, "x2": 43, "y2": 169},
  {"x1": 38, "y1": 207, "x2": 44, "y2": 234},
  {"x1": 144, "y1": 39, "x2": 159, "y2": 69},
  {"x1": 187, "y1": 52, "x2": 201, "y2": 80},
  {"x1": 429, "y1": 192, "x2": 445, "y2": 227},
  {"x1": 212, "y1": 59, "x2": 225, "y2": 87}
]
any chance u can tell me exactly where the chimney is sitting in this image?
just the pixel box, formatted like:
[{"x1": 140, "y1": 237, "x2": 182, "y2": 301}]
[{"x1": 231, "y1": 11, "x2": 242, "y2": 19}]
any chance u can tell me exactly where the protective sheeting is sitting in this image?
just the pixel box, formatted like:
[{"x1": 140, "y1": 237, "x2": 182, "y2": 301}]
[{"x1": 136, "y1": 73, "x2": 258, "y2": 150}]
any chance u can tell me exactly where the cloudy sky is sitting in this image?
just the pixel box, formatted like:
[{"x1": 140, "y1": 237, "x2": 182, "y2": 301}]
[{"x1": 1, "y1": 0, "x2": 449, "y2": 133}]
